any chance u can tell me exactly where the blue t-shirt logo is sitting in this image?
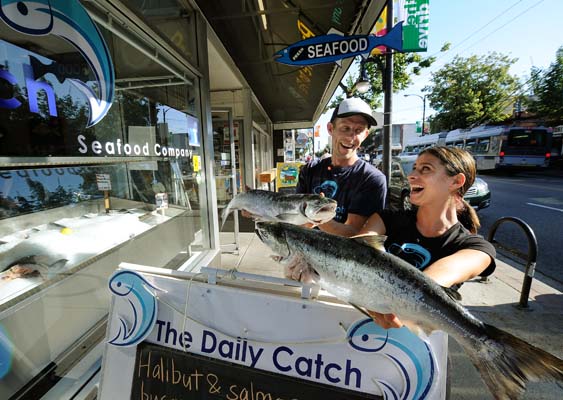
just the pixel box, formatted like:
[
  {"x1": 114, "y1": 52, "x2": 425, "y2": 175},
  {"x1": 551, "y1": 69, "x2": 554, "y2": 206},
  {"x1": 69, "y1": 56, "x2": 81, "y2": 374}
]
[
  {"x1": 388, "y1": 243, "x2": 431, "y2": 270},
  {"x1": 313, "y1": 180, "x2": 338, "y2": 198}
]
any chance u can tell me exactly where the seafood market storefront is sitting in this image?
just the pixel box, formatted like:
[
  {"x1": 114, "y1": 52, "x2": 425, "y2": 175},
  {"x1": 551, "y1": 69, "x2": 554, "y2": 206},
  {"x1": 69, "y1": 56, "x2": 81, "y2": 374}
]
[
  {"x1": 0, "y1": 0, "x2": 387, "y2": 398},
  {"x1": 0, "y1": 1, "x2": 226, "y2": 398}
]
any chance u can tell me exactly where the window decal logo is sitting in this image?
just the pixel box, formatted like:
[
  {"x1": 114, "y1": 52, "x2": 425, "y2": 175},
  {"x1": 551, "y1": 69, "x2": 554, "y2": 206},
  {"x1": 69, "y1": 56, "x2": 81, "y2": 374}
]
[{"x1": 0, "y1": 0, "x2": 115, "y2": 127}]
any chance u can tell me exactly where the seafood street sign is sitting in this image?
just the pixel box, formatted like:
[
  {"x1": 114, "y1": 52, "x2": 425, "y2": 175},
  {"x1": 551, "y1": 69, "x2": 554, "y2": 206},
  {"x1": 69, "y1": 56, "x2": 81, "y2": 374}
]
[{"x1": 274, "y1": 23, "x2": 404, "y2": 67}]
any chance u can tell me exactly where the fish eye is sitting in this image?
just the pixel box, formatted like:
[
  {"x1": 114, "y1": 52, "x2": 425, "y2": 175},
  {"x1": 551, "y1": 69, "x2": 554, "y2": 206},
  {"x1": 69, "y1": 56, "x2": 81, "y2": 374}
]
[
  {"x1": 17, "y1": 2, "x2": 28, "y2": 15},
  {"x1": 362, "y1": 334, "x2": 369, "y2": 342},
  {"x1": 116, "y1": 282, "x2": 121, "y2": 287}
]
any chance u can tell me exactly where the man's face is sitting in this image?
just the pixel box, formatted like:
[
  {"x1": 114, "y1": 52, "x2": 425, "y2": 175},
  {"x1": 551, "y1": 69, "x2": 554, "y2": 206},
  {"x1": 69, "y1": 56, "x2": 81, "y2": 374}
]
[{"x1": 327, "y1": 115, "x2": 370, "y2": 163}]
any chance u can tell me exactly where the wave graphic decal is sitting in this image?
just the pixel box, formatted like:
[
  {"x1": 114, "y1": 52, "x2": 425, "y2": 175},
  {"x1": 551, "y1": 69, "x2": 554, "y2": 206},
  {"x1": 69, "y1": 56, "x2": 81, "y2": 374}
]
[
  {"x1": 108, "y1": 270, "x2": 159, "y2": 347},
  {"x1": 347, "y1": 318, "x2": 436, "y2": 400},
  {"x1": 0, "y1": 0, "x2": 115, "y2": 127}
]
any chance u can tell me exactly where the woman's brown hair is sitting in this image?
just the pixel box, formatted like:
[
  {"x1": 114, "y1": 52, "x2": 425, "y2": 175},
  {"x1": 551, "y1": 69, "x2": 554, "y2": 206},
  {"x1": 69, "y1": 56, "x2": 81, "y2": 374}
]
[{"x1": 419, "y1": 146, "x2": 480, "y2": 233}]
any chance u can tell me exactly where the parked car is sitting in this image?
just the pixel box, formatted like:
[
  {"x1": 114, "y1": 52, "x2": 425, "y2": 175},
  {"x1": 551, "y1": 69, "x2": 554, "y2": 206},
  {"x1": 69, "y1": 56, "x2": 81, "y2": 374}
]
[{"x1": 385, "y1": 156, "x2": 491, "y2": 211}]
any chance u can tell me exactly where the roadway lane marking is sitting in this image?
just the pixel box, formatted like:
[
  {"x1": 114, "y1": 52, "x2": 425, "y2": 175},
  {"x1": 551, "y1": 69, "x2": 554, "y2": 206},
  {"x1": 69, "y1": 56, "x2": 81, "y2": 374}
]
[{"x1": 526, "y1": 202, "x2": 563, "y2": 212}]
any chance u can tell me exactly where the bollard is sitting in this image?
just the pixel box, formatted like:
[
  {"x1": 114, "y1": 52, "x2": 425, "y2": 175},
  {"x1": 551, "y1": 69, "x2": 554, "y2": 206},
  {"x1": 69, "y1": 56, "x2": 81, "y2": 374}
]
[{"x1": 487, "y1": 216, "x2": 538, "y2": 309}]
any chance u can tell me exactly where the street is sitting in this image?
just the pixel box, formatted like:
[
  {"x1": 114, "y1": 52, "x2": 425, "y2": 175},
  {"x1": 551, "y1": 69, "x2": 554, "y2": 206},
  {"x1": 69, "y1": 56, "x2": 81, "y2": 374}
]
[{"x1": 476, "y1": 169, "x2": 563, "y2": 290}]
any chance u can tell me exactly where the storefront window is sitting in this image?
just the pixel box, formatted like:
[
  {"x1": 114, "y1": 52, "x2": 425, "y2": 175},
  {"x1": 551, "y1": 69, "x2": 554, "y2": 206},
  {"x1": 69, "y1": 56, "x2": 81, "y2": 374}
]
[
  {"x1": 120, "y1": 0, "x2": 198, "y2": 66},
  {"x1": 0, "y1": 3, "x2": 211, "y2": 397}
]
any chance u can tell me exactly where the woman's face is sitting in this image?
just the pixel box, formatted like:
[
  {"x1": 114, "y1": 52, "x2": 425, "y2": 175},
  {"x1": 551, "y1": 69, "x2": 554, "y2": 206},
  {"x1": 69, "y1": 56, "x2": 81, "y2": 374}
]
[{"x1": 407, "y1": 153, "x2": 462, "y2": 206}]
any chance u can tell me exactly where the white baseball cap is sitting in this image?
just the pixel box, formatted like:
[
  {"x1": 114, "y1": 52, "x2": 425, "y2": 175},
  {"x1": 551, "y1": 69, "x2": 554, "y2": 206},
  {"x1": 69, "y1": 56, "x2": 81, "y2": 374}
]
[{"x1": 330, "y1": 97, "x2": 377, "y2": 127}]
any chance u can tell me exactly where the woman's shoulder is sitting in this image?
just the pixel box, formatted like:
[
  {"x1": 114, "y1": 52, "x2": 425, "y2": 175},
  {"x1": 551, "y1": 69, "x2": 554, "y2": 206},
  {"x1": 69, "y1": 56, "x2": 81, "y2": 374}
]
[{"x1": 449, "y1": 224, "x2": 496, "y2": 251}]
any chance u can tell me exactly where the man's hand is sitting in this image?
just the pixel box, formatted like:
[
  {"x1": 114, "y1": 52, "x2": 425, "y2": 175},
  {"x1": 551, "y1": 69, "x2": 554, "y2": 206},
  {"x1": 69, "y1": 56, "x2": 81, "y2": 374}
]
[{"x1": 367, "y1": 310, "x2": 403, "y2": 329}]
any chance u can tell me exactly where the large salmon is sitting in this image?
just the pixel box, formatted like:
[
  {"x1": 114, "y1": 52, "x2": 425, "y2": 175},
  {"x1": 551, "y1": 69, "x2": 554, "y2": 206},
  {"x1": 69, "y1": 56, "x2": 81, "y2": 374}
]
[{"x1": 255, "y1": 222, "x2": 563, "y2": 400}]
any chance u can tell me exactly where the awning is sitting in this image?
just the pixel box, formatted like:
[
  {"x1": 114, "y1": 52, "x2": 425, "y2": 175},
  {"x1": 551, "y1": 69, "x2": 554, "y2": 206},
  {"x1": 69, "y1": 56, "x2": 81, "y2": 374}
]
[{"x1": 196, "y1": 0, "x2": 385, "y2": 125}]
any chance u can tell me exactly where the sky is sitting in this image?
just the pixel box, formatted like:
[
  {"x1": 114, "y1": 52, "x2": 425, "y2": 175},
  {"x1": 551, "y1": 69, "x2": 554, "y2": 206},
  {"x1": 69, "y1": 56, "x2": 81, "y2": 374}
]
[{"x1": 314, "y1": 0, "x2": 562, "y2": 149}]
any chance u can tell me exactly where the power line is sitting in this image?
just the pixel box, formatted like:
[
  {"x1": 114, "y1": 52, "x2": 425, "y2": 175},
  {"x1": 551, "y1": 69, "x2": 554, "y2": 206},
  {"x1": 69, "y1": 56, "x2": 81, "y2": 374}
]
[
  {"x1": 454, "y1": 0, "x2": 545, "y2": 57},
  {"x1": 427, "y1": 0, "x2": 524, "y2": 59},
  {"x1": 417, "y1": 0, "x2": 544, "y2": 82}
]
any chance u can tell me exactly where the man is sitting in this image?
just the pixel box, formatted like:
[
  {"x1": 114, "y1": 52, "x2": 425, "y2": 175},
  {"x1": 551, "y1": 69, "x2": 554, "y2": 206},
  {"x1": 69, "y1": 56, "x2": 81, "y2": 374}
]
[{"x1": 296, "y1": 97, "x2": 387, "y2": 236}]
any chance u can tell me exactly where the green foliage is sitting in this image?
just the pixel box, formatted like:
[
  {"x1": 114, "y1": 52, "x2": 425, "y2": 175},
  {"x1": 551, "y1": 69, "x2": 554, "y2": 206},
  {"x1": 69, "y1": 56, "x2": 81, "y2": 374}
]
[
  {"x1": 425, "y1": 52, "x2": 519, "y2": 132},
  {"x1": 525, "y1": 46, "x2": 563, "y2": 125},
  {"x1": 329, "y1": 50, "x2": 437, "y2": 111}
]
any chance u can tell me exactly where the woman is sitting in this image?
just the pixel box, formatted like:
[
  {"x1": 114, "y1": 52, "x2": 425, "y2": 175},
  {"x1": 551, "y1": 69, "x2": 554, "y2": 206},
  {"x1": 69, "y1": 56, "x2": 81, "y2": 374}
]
[{"x1": 359, "y1": 146, "x2": 496, "y2": 329}]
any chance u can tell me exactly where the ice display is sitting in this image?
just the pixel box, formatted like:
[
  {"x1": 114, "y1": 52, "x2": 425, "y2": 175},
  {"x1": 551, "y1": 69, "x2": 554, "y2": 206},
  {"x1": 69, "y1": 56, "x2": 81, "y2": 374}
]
[{"x1": 0, "y1": 209, "x2": 169, "y2": 304}]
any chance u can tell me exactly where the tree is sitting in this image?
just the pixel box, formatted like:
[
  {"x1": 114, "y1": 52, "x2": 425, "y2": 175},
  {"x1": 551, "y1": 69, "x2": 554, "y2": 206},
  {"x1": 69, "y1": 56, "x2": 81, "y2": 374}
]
[
  {"x1": 329, "y1": 49, "x2": 440, "y2": 110},
  {"x1": 425, "y1": 52, "x2": 519, "y2": 132},
  {"x1": 526, "y1": 46, "x2": 563, "y2": 125}
]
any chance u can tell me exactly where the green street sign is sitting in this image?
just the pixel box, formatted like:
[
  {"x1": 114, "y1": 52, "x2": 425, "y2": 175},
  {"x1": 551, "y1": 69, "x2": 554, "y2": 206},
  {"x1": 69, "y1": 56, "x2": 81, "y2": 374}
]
[{"x1": 402, "y1": 0, "x2": 430, "y2": 52}]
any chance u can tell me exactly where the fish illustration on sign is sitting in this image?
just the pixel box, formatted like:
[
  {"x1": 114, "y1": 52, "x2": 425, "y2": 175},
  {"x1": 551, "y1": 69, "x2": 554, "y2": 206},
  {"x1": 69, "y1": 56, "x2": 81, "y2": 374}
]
[
  {"x1": 348, "y1": 319, "x2": 437, "y2": 400},
  {"x1": 108, "y1": 270, "x2": 160, "y2": 347},
  {"x1": 275, "y1": 22, "x2": 403, "y2": 67},
  {"x1": 0, "y1": 0, "x2": 115, "y2": 127}
]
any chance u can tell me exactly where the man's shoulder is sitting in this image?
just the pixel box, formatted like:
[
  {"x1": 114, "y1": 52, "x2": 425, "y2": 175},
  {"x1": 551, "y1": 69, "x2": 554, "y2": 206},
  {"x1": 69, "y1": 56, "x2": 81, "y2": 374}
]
[
  {"x1": 302, "y1": 157, "x2": 330, "y2": 172},
  {"x1": 352, "y1": 160, "x2": 386, "y2": 182},
  {"x1": 352, "y1": 159, "x2": 381, "y2": 172}
]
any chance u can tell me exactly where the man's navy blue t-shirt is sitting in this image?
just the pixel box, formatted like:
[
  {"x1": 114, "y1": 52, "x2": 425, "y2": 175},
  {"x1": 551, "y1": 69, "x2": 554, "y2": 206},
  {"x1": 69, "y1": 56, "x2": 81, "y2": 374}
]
[{"x1": 296, "y1": 157, "x2": 387, "y2": 223}]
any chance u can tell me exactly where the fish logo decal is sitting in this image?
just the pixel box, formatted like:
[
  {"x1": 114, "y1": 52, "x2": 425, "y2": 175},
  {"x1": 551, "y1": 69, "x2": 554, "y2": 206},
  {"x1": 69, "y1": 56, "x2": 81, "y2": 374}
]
[
  {"x1": 275, "y1": 22, "x2": 403, "y2": 67},
  {"x1": 108, "y1": 271, "x2": 159, "y2": 347},
  {"x1": 0, "y1": 0, "x2": 115, "y2": 127},
  {"x1": 347, "y1": 318, "x2": 436, "y2": 400}
]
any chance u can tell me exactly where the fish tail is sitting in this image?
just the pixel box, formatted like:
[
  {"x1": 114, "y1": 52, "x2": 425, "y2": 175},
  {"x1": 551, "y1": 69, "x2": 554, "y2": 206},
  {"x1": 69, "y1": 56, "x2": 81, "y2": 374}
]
[
  {"x1": 220, "y1": 204, "x2": 231, "y2": 230},
  {"x1": 466, "y1": 323, "x2": 563, "y2": 399}
]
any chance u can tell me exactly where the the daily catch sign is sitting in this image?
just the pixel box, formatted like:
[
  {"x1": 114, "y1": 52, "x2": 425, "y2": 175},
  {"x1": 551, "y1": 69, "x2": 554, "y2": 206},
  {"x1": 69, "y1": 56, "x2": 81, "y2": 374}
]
[{"x1": 99, "y1": 265, "x2": 448, "y2": 399}]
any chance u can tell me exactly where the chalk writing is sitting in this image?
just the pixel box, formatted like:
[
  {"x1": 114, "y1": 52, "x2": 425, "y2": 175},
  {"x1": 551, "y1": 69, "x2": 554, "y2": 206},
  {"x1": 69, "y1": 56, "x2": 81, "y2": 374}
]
[{"x1": 131, "y1": 343, "x2": 380, "y2": 400}]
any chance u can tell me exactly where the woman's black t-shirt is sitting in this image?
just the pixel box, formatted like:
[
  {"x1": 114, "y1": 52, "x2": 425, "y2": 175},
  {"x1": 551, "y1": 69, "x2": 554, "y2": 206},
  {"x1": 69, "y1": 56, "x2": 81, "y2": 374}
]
[{"x1": 379, "y1": 209, "x2": 496, "y2": 278}]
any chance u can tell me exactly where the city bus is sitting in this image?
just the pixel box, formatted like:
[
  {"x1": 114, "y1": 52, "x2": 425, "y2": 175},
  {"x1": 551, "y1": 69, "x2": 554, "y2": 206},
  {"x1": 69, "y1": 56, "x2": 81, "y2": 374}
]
[{"x1": 402, "y1": 125, "x2": 553, "y2": 171}]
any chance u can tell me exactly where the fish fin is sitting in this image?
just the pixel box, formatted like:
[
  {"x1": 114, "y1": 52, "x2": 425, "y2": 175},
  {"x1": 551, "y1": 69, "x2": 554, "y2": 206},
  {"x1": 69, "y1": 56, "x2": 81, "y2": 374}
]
[
  {"x1": 465, "y1": 323, "x2": 563, "y2": 400},
  {"x1": 351, "y1": 234, "x2": 387, "y2": 251},
  {"x1": 275, "y1": 213, "x2": 298, "y2": 222},
  {"x1": 442, "y1": 286, "x2": 462, "y2": 301},
  {"x1": 220, "y1": 203, "x2": 231, "y2": 230}
]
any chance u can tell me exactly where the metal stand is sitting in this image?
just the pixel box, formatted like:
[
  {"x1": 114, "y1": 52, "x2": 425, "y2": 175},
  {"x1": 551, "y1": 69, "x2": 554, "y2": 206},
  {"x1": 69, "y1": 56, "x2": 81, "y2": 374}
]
[{"x1": 487, "y1": 216, "x2": 538, "y2": 309}]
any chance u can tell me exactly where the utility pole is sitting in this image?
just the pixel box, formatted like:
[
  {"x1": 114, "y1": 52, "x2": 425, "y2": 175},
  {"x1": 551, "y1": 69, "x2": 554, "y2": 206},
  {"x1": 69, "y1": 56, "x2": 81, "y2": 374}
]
[
  {"x1": 382, "y1": 0, "x2": 393, "y2": 186},
  {"x1": 404, "y1": 94, "x2": 427, "y2": 135}
]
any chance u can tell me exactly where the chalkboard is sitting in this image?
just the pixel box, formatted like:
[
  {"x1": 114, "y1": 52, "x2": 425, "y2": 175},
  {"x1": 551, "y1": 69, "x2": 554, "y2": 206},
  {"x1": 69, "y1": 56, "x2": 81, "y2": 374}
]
[{"x1": 131, "y1": 342, "x2": 382, "y2": 400}]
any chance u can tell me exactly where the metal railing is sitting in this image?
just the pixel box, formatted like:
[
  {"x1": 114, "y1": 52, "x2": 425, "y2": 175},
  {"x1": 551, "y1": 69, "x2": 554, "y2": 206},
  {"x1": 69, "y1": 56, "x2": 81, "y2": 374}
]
[{"x1": 487, "y1": 216, "x2": 538, "y2": 309}]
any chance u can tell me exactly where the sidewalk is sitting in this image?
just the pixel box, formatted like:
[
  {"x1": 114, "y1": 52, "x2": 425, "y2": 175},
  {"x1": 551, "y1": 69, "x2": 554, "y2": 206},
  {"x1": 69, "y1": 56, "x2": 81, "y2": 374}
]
[{"x1": 218, "y1": 231, "x2": 563, "y2": 399}]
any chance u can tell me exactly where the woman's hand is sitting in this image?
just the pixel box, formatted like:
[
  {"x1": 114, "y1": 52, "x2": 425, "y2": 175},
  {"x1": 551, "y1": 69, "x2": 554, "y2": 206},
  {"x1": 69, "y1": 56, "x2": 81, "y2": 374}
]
[{"x1": 367, "y1": 310, "x2": 403, "y2": 329}]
